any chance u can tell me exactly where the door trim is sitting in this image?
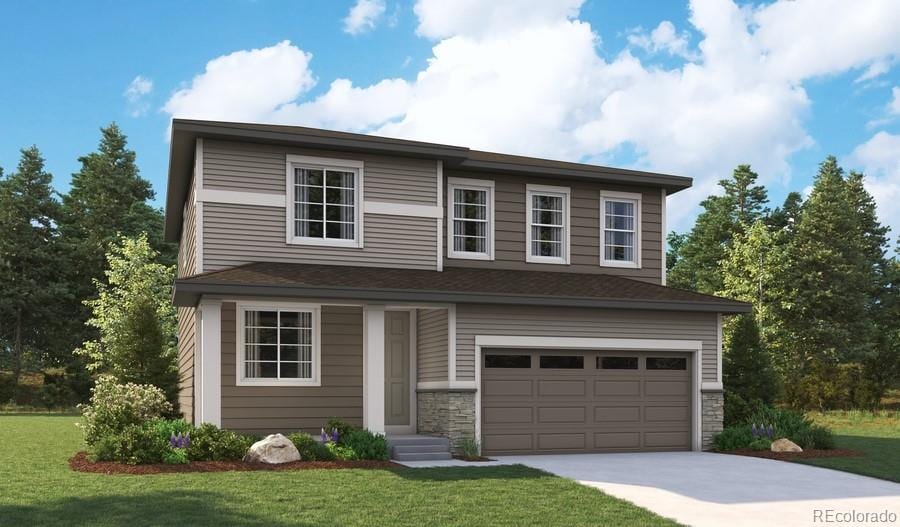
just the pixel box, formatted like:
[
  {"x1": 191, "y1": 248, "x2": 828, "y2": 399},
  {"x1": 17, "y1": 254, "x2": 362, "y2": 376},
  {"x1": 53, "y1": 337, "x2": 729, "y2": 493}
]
[
  {"x1": 473, "y1": 335, "x2": 703, "y2": 452},
  {"x1": 385, "y1": 309, "x2": 417, "y2": 435}
]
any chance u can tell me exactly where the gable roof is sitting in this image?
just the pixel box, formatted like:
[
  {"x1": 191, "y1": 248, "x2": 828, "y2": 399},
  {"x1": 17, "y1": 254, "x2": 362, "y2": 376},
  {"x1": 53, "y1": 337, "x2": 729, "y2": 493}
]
[
  {"x1": 173, "y1": 261, "x2": 750, "y2": 313},
  {"x1": 165, "y1": 119, "x2": 693, "y2": 241}
]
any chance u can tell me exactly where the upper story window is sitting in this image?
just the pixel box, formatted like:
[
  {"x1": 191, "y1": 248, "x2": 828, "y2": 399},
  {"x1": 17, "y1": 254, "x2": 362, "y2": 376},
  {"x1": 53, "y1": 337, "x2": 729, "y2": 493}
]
[
  {"x1": 286, "y1": 155, "x2": 364, "y2": 248},
  {"x1": 600, "y1": 191, "x2": 641, "y2": 268},
  {"x1": 447, "y1": 177, "x2": 494, "y2": 260},
  {"x1": 526, "y1": 184, "x2": 570, "y2": 265},
  {"x1": 238, "y1": 304, "x2": 321, "y2": 387}
]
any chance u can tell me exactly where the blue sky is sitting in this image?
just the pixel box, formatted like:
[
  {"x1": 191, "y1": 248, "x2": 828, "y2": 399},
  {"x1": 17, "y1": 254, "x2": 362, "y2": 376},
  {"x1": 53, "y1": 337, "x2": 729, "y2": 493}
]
[{"x1": 1, "y1": 0, "x2": 899, "y2": 237}]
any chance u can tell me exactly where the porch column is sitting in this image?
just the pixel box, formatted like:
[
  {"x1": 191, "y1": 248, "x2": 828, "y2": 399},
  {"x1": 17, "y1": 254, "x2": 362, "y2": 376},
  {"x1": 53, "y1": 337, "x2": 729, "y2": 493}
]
[
  {"x1": 196, "y1": 300, "x2": 221, "y2": 427},
  {"x1": 363, "y1": 305, "x2": 386, "y2": 434}
]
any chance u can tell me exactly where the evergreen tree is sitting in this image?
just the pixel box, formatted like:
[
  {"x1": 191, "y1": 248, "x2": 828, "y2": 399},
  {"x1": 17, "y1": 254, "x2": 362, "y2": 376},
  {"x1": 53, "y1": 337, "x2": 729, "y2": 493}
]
[
  {"x1": 75, "y1": 234, "x2": 178, "y2": 407},
  {"x1": 0, "y1": 147, "x2": 66, "y2": 391},
  {"x1": 767, "y1": 191, "x2": 803, "y2": 233},
  {"x1": 722, "y1": 314, "x2": 778, "y2": 404},
  {"x1": 668, "y1": 165, "x2": 768, "y2": 293}
]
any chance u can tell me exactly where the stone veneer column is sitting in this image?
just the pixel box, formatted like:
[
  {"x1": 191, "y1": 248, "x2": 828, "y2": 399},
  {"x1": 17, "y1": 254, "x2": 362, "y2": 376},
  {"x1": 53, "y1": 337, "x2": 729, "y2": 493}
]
[
  {"x1": 417, "y1": 389, "x2": 476, "y2": 452},
  {"x1": 701, "y1": 390, "x2": 724, "y2": 450}
]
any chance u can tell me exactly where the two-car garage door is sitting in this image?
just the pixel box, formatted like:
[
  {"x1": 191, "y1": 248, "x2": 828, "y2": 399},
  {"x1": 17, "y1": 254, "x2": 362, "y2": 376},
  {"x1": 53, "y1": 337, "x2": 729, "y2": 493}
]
[{"x1": 481, "y1": 350, "x2": 692, "y2": 455}]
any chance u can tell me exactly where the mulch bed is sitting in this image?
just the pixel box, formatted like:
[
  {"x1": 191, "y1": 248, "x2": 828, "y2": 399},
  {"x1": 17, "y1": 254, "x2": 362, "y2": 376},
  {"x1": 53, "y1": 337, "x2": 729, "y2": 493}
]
[
  {"x1": 453, "y1": 455, "x2": 495, "y2": 462},
  {"x1": 722, "y1": 448, "x2": 863, "y2": 460},
  {"x1": 69, "y1": 451, "x2": 399, "y2": 475}
]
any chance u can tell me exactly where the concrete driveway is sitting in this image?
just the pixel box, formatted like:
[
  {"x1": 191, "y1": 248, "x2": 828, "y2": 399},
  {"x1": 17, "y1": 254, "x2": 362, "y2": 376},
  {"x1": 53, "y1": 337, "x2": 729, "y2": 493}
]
[{"x1": 493, "y1": 452, "x2": 900, "y2": 527}]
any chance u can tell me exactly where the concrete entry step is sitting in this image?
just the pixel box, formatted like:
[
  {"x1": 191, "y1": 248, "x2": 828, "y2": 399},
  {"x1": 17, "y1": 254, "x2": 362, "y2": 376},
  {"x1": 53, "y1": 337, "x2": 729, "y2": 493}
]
[
  {"x1": 386, "y1": 435, "x2": 451, "y2": 448},
  {"x1": 393, "y1": 451, "x2": 453, "y2": 462},
  {"x1": 387, "y1": 434, "x2": 452, "y2": 460}
]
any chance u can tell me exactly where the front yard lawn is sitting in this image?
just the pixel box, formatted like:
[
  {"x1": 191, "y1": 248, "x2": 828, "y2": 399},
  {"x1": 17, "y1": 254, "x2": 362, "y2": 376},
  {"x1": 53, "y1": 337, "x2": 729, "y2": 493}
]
[
  {"x1": 800, "y1": 410, "x2": 900, "y2": 483},
  {"x1": 0, "y1": 415, "x2": 679, "y2": 527}
]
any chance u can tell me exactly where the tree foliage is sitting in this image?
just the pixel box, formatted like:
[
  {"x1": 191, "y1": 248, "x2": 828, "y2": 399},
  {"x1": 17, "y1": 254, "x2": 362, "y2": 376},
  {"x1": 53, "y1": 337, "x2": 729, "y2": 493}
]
[{"x1": 75, "y1": 234, "x2": 178, "y2": 407}]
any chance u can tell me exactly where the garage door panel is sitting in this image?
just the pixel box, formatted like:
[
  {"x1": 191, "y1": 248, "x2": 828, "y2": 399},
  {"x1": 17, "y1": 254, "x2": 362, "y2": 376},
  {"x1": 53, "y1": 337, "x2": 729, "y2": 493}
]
[
  {"x1": 645, "y1": 380, "x2": 690, "y2": 397},
  {"x1": 483, "y1": 406, "x2": 533, "y2": 424},
  {"x1": 483, "y1": 434, "x2": 533, "y2": 452},
  {"x1": 484, "y1": 379, "x2": 533, "y2": 397},
  {"x1": 594, "y1": 432, "x2": 641, "y2": 449},
  {"x1": 594, "y1": 406, "x2": 641, "y2": 422},
  {"x1": 538, "y1": 380, "x2": 586, "y2": 396},
  {"x1": 537, "y1": 406, "x2": 586, "y2": 423},
  {"x1": 594, "y1": 380, "x2": 641, "y2": 396},
  {"x1": 538, "y1": 433, "x2": 586, "y2": 450},
  {"x1": 644, "y1": 431, "x2": 690, "y2": 448},
  {"x1": 645, "y1": 405, "x2": 690, "y2": 422}
]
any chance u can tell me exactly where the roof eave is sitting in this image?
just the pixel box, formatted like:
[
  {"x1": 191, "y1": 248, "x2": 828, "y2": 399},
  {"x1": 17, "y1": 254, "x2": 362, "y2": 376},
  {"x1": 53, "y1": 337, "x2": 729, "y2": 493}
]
[{"x1": 172, "y1": 280, "x2": 752, "y2": 314}]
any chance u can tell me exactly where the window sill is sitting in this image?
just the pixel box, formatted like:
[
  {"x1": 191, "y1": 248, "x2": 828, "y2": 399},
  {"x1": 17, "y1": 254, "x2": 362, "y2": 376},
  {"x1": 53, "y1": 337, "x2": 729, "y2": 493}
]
[
  {"x1": 236, "y1": 378, "x2": 321, "y2": 387},
  {"x1": 600, "y1": 260, "x2": 641, "y2": 269},
  {"x1": 526, "y1": 255, "x2": 569, "y2": 265},
  {"x1": 448, "y1": 251, "x2": 493, "y2": 261},
  {"x1": 287, "y1": 237, "x2": 361, "y2": 249}
]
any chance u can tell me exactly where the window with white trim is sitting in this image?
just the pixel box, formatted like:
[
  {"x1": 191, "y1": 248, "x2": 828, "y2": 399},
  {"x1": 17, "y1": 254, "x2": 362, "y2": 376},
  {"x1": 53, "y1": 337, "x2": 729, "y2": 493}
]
[
  {"x1": 600, "y1": 192, "x2": 641, "y2": 268},
  {"x1": 239, "y1": 307, "x2": 320, "y2": 385},
  {"x1": 287, "y1": 155, "x2": 363, "y2": 248},
  {"x1": 526, "y1": 185, "x2": 570, "y2": 264},
  {"x1": 448, "y1": 178, "x2": 494, "y2": 260}
]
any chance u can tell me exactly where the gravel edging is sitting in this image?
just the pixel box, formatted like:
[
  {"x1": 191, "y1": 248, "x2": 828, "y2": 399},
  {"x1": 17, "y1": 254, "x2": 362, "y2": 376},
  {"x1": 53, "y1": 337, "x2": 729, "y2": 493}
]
[{"x1": 69, "y1": 451, "x2": 399, "y2": 475}]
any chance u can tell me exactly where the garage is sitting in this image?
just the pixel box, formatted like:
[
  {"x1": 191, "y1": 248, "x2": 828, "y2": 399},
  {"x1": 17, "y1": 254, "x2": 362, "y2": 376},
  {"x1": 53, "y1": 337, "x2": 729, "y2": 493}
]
[{"x1": 481, "y1": 349, "x2": 692, "y2": 455}]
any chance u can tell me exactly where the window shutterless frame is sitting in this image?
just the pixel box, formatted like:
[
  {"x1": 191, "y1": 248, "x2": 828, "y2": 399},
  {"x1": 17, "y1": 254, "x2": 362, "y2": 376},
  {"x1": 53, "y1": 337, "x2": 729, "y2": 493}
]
[
  {"x1": 600, "y1": 190, "x2": 641, "y2": 269},
  {"x1": 285, "y1": 154, "x2": 364, "y2": 248},
  {"x1": 236, "y1": 302, "x2": 322, "y2": 387},
  {"x1": 447, "y1": 177, "x2": 495, "y2": 260},
  {"x1": 525, "y1": 184, "x2": 571, "y2": 265}
]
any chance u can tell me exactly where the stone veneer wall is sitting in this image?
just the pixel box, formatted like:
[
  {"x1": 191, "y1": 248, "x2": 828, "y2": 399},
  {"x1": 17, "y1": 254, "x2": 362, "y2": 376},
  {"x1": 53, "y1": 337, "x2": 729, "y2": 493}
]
[
  {"x1": 417, "y1": 389, "x2": 476, "y2": 451},
  {"x1": 701, "y1": 390, "x2": 724, "y2": 450}
]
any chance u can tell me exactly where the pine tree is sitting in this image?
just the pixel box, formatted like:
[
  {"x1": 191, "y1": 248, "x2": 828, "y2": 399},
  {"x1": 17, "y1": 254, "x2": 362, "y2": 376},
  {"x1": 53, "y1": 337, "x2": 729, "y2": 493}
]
[
  {"x1": 668, "y1": 165, "x2": 768, "y2": 293},
  {"x1": 0, "y1": 147, "x2": 66, "y2": 392},
  {"x1": 722, "y1": 314, "x2": 778, "y2": 404},
  {"x1": 767, "y1": 191, "x2": 803, "y2": 233}
]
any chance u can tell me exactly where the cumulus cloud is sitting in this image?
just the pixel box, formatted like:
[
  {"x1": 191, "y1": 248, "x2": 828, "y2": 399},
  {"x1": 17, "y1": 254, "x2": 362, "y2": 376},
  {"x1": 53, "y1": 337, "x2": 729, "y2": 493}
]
[
  {"x1": 161, "y1": 0, "x2": 900, "y2": 232},
  {"x1": 847, "y1": 131, "x2": 900, "y2": 239},
  {"x1": 890, "y1": 86, "x2": 900, "y2": 115},
  {"x1": 627, "y1": 21, "x2": 697, "y2": 60},
  {"x1": 124, "y1": 75, "x2": 153, "y2": 117},
  {"x1": 343, "y1": 0, "x2": 386, "y2": 35}
]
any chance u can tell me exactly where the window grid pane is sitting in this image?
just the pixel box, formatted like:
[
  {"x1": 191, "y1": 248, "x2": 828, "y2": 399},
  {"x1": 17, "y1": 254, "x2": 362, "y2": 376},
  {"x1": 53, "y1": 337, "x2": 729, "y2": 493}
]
[
  {"x1": 451, "y1": 186, "x2": 489, "y2": 255},
  {"x1": 294, "y1": 167, "x2": 356, "y2": 241},
  {"x1": 603, "y1": 199, "x2": 636, "y2": 262},
  {"x1": 244, "y1": 309, "x2": 314, "y2": 381},
  {"x1": 530, "y1": 192, "x2": 565, "y2": 259}
]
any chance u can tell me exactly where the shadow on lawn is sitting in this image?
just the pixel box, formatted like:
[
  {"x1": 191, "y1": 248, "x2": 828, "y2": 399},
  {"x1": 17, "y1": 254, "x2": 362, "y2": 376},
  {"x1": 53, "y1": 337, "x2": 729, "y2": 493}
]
[
  {"x1": 0, "y1": 490, "x2": 311, "y2": 527},
  {"x1": 392, "y1": 464, "x2": 552, "y2": 482}
]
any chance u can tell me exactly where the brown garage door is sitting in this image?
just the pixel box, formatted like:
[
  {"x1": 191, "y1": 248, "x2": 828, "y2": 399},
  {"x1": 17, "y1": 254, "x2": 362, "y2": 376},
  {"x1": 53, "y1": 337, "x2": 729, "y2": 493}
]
[{"x1": 481, "y1": 350, "x2": 692, "y2": 455}]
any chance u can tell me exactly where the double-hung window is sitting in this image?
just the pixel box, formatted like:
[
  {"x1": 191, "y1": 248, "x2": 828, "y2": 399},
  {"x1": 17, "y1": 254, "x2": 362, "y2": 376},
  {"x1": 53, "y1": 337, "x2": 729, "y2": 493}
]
[
  {"x1": 287, "y1": 155, "x2": 363, "y2": 248},
  {"x1": 600, "y1": 191, "x2": 641, "y2": 268},
  {"x1": 526, "y1": 184, "x2": 570, "y2": 264},
  {"x1": 447, "y1": 178, "x2": 494, "y2": 260},
  {"x1": 238, "y1": 305, "x2": 321, "y2": 386}
]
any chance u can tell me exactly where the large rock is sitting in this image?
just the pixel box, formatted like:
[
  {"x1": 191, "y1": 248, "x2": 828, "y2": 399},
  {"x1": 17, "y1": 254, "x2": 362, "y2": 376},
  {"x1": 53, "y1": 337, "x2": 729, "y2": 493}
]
[
  {"x1": 770, "y1": 438, "x2": 803, "y2": 453},
  {"x1": 243, "y1": 434, "x2": 301, "y2": 464}
]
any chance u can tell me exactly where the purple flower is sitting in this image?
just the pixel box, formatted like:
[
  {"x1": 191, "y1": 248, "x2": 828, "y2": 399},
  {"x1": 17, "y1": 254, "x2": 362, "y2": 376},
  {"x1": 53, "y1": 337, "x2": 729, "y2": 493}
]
[
  {"x1": 767, "y1": 425, "x2": 775, "y2": 439},
  {"x1": 169, "y1": 432, "x2": 190, "y2": 449},
  {"x1": 331, "y1": 428, "x2": 340, "y2": 444},
  {"x1": 751, "y1": 423, "x2": 759, "y2": 438},
  {"x1": 321, "y1": 427, "x2": 328, "y2": 443}
]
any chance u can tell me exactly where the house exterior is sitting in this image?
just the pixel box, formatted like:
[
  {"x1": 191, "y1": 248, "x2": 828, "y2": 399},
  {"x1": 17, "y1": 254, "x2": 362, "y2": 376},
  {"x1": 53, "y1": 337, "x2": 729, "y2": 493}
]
[{"x1": 165, "y1": 119, "x2": 750, "y2": 455}]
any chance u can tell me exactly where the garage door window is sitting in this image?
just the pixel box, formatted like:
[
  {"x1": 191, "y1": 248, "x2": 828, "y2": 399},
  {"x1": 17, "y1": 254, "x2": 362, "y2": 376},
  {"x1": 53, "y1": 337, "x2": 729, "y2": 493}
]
[
  {"x1": 539, "y1": 355, "x2": 584, "y2": 369},
  {"x1": 485, "y1": 355, "x2": 531, "y2": 368},
  {"x1": 598, "y1": 356, "x2": 639, "y2": 370},
  {"x1": 646, "y1": 357, "x2": 687, "y2": 370}
]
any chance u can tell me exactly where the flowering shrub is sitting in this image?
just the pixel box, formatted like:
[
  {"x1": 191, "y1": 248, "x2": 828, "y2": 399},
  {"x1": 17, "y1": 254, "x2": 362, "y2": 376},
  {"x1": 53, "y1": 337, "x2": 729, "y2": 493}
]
[
  {"x1": 186, "y1": 423, "x2": 253, "y2": 461},
  {"x1": 343, "y1": 429, "x2": 389, "y2": 461},
  {"x1": 78, "y1": 375, "x2": 172, "y2": 446}
]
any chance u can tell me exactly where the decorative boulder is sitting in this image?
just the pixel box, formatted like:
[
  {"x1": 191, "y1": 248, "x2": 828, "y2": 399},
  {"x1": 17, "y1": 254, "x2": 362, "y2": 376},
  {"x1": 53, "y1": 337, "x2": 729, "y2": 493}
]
[
  {"x1": 770, "y1": 438, "x2": 803, "y2": 453},
  {"x1": 243, "y1": 434, "x2": 301, "y2": 464}
]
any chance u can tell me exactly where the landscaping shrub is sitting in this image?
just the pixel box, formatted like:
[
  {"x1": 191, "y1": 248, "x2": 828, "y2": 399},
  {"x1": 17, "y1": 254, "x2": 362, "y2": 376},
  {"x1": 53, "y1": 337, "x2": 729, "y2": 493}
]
[
  {"x1": 78, "y1": 375, "x2": 172, "y2": 446},
  {"x1": 288, "y1": 432, "x2": 335, "y2": 461},
  {"x1": 343, "y1": 429, "x2": 389, "y2": 461},
  {"x1": 455, "y1": 437, "x2": 480, "y2": 458},
  {"x1": 162, "y1": 448, "x2": 189, "y2": 465},
  {"x1": 186, "y1": 423, "x2": 253, "y2": 461},
  {"x1": 792, "y1": 424, "x2": 835, "y2": 450},
  {"x1": 748, "y1": 438, "x2": 772, "y2": 451},
  {"x1": 712, "y1": 426, "x2": 753, "y2": 451},
  {"x1": 89, "y1": 434, "x2": 119, "y2": 462},
  {"x1": 148, "y1": 418, "x2": 193, "y2": 439},
  {"x1": 326, "y1": 442, "x2": 359, "y2": 460},
  {"x1": 37, "y1": 371, "x2": 77, "y2": 409},
  {"x1": 324, "y1": 417, "x2": 357, "y2": 442},
  {"x1": 114, "y1": 423, "x2": 170, "y2": 465}
]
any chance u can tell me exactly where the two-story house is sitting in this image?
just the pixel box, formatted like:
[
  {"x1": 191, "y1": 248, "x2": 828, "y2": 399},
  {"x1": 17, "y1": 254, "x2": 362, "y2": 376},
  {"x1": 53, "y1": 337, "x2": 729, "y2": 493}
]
[{"x1": 165, "y1": 119, "x2": 749, "y2": 456}]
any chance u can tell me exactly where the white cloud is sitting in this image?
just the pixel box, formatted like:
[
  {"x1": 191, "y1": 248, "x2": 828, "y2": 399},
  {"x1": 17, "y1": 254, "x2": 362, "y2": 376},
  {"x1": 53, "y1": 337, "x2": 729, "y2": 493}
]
[
  {"x1": 161, "y1": 0, "x2": 900, "y2": 232},
  {"x1": 847, "y1": 131, "x2": 900, "y2": 239},
  {"x1": 627, "y1": 21, "x2": 697, "y2": 60},
  {"x1": 890, "y1": 86, "x2": 900, "y2": 115},
  {"x1": 855, "y1": 58, "x2": 893, "y2": 83},
  {"x1": 124, "y1": 75, "x2": 153, "y2": 117},
  {"x1": 343, "y1": 0, "x2": 386, "y2": 35}
]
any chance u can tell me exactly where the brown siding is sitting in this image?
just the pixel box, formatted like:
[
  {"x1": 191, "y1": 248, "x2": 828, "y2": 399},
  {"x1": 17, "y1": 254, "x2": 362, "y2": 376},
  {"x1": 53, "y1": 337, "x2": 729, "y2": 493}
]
[
  {"x1": 455, "y1": 304, "x2": 717, "y2": 382},
  {"x1": 202, "y1": 203, "x2": 437, "y2": 271},
  {"x1": 177, "y1": 178, "x2": 198, "y2": 278},
  {"x1": 416, "y1": 308, "x2": 448, "y2": 383},
  {"x1": 176, "y1": 177, "x2": 197, "y2": 422},
  {"x1": 443, "y1": 170, "x2": 663, "y2": 283},
  {"x1": 202, "y1": 139, "x2": 439, "y2": 205},
  {"x1": 220, "y1": 303, "x2": 364, "y2": 435}
]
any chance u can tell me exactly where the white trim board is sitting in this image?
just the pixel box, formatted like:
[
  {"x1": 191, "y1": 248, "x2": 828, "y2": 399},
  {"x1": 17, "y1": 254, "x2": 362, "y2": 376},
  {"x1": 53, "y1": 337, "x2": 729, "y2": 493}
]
[
  {"x1": 197, "y1": 300, "x2": 222, "y2": 427},
  {"x1": 364, "y1": 201, "x2": 442, "y2": 218},
  {"x1": 473, "y1": 335, "x2": 704, "y2": 453},
  {"x1": 198, "y1": 188, "x2": 286, "y2": 207}
]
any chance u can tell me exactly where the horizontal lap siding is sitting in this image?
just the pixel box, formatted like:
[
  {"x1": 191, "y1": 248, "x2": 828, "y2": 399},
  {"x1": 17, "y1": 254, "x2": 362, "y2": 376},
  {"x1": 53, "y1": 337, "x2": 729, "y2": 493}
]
[
  {"x1": 202, "y1": 139, "x2": 438, "y2": 204},
  {"x1": 202, "y1": 203, "x2": 437, "y2": 271},
  {"x1": 444, "y1": 170, "x2": 663, "y2": 284},
  {"x1": 455, "y1": 304, "x2": 718, "y2": 382},
  {"x1": 177, "y1": 307, "x2": 195, "y2": 423},
  {"x1": 416, "y1": 308, "x2": 448, "y2": 382},
  {"x1": 221, "y1": 303, "x2": 364, "y2": 435}
]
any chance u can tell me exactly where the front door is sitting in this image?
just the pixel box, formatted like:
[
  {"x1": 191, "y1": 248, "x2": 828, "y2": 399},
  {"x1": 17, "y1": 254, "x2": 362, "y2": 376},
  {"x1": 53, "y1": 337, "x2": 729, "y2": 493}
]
[{"x1": 384, "y1": 311, "x2": 411, "y2": 430}]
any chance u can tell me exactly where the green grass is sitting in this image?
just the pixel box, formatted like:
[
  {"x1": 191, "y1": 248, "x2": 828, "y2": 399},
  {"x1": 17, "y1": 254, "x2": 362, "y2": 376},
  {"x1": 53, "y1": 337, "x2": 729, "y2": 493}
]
[
  {"x1": 0, "y1": 415, "x2": 678, "y2": 527},
  {"x1": 797, "y1": 410, "x2": 900, "y2": 483}
]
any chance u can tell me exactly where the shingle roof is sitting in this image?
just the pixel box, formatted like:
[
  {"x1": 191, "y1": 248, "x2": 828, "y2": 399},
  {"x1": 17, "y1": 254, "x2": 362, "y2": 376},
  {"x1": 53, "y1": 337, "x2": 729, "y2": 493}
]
[{"x1": 173, "y1": 262, "x2": 750, "y2": 313}]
